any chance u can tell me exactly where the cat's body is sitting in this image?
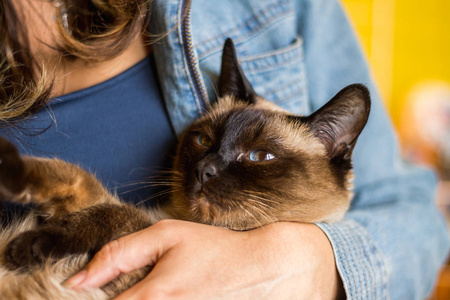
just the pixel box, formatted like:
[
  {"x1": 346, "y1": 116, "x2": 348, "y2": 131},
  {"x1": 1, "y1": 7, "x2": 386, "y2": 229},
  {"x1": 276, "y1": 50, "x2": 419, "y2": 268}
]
[{"x1": 0, "y1": 39, "x2": 370, "y2": 299}]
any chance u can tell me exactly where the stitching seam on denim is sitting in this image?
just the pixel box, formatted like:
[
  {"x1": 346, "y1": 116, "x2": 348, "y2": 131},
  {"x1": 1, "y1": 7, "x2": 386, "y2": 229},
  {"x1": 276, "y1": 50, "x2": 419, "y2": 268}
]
[
  {"x1": 322, "y1": 220, "x2": 388, "y2": 299},
  {"x1": 264, "y1": 81, "x2": 305, "y2": 104},
  {"x1": 195, "y1": 0, "x2": 293, "y2": 50},
  {"x1": 240, "y1": 37, "x2": 303, "y2": 62},
  {"x1": 320, "y1": 222, "x2": 355, "y2": 299},
  {"x1": 241, "y1": 53, "x2": 302, "y2": 73},
  {"x1": 339, "y1": 222, "x2": 361, "y2": 299}
]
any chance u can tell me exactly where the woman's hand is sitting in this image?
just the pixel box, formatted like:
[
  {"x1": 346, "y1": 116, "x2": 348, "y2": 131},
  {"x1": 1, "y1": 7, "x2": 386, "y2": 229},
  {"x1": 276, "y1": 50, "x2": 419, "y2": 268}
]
[{"x1": 65, "y1": 220, "x2": 343, "y2": 299}]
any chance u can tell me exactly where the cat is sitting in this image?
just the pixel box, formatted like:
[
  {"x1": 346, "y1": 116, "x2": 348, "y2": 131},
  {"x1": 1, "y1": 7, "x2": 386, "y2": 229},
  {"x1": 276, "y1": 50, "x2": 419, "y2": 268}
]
[{"x1": 0, "y1": 38, "x2": 370, "y2": 299}]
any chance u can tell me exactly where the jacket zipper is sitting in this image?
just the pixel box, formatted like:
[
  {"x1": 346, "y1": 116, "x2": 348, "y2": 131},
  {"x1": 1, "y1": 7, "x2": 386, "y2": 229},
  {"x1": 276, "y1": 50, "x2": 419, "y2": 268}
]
[{"x1": 181, "y1": 0, "x2": 210, "y2": 110}]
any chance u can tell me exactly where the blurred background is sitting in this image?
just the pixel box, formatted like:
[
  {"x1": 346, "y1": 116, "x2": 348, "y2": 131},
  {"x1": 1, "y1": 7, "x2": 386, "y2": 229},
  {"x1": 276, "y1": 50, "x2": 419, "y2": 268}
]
[{"x1": 341, "y1": 0, "x2": 450, "y2": 298}]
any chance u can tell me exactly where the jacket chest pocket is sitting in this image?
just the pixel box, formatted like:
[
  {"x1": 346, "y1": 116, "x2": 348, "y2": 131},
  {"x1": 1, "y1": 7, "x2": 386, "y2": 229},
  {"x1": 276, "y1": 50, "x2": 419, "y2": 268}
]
[
  {"x1": 194, "y1": 0, "x2": 310, "y2": 116},
  {"x1": 199, "y1": 37, "x2": 310, "y2": 116},
  {"x1": 238, "y1": 37, "x2": 309, "y2": 115}
]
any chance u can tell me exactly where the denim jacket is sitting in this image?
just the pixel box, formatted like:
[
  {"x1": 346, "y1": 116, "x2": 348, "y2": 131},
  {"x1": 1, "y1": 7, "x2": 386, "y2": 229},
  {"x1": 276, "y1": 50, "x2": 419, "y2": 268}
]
[{"x1": 149, "y1": 0, "x2": 450, "y2": 299}]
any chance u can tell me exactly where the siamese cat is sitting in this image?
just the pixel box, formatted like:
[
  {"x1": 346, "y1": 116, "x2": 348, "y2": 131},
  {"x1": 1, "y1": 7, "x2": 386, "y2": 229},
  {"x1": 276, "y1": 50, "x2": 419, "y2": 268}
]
[{"x1": 0, "y1": 39, "x2": 370, "y2": 299}]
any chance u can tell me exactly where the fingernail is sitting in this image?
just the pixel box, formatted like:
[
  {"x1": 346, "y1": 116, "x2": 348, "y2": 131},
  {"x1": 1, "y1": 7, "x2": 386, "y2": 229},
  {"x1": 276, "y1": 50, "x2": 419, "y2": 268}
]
[{"x1": 64, "y1": 270, "x2": 87, "y2": 289}]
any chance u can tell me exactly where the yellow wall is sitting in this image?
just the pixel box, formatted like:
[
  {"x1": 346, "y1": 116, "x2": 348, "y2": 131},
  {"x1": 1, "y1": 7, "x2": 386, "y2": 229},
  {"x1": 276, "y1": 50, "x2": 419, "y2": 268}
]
[{"x1": 341, "y1": 0, "x2": 450, "y2": 126}]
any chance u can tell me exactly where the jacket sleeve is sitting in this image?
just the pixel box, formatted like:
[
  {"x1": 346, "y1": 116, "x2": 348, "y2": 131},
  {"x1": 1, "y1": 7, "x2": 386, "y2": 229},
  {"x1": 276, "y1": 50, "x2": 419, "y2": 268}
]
[{"x1": 295, "y1": 0, "x2": 450, "y2": 298}]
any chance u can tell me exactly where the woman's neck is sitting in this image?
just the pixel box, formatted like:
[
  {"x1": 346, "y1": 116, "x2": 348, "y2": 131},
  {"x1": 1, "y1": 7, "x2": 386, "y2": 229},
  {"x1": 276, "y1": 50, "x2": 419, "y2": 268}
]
[{"x1": 53, "y1": 37, "x2": 151, "y2": 97}]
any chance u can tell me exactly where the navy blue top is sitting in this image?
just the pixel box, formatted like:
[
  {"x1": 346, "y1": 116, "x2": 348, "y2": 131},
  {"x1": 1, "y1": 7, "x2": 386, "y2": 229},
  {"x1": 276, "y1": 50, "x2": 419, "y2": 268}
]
[{"x1": 2, "y1": 55, "x2": 177, "y2": 218}]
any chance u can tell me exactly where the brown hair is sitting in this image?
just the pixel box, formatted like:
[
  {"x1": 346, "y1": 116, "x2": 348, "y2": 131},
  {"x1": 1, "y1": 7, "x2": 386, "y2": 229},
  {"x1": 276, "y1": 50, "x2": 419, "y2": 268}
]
[{"x1": 0, "y1": 0, "x2": 152, "y2": 128}]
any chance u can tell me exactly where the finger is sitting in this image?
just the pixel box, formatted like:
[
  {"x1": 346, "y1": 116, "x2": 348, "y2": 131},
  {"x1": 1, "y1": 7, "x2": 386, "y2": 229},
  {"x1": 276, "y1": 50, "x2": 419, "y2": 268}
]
[
  {"x1": 65, "y1": 229, "x2": 160, "y2": 290},
  {"x1": 113, "y1": 264, "x2": 175, "y2": 300},
  {"x1": 113, "y1": 276, "x2": 155, "y2": 300},
  {"x1": 65, "y1": 220, "x2": 182, "y2": 290}
]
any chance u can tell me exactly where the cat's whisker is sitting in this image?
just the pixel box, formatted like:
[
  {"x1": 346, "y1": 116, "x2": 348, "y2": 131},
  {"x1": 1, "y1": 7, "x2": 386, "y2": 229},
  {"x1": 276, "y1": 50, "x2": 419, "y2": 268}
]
[
  {"x1": 237, "y1": 201, "x2": 263, "y2": 229},
  {"x1": 114, "y1": 170, "x2": 182, "y2": 190},
  {"x1": 243, "y1": 190, "x2": 278, "y2": 204},
  {"x1": 227, "y1": 199, "x2": 241, "y2": 229},
  {"x1": 243, "y1": 201, "x2": 274, "y2": 225},
  {"x1": 204, "y1": 106, "x2": 222, "y2": 123},
  {"x1": 118, "y1": 179, "x2": 179, "y2": 195},
  {"x1": 244, "y1": 193, "x2": 277, "y2": 210},
  {"x1": 157, "y1": 170, "x2": 184, "y2": 177},
  {"x1": 227, "y1": 205, "x2": 233, "y2": 229},
  {"x1": 242, "y1": 194, "x2": 277, "y2": 224},
  {"x1": 115, "y1": 179, "x2": 172, "y2": 190},
  {"x1": 246, "y1": 196, "x2": 272, "y2": 209},
  {"x1": 203, "y1": 72, "x2": 220, "y2": 104},
  {"x1": 134, "y1": 187, "x2": 181, "y2": 206}
]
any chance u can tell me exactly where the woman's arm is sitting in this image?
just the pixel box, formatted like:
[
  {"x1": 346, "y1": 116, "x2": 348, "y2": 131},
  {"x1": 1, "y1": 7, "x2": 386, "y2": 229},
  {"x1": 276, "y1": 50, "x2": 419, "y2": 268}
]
[{"x1": 66, "y1": 220, "x2": 342, "y2": 299}]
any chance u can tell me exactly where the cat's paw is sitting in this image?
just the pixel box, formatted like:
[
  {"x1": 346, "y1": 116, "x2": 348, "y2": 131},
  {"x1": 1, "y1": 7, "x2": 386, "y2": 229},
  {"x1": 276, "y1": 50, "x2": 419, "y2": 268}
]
[
  {"x1": 4, "y1": 229, "x2": 64, "y2": 270},
  {"x1": 0, "y1": 137, "x2": 26, "y2": 194}
]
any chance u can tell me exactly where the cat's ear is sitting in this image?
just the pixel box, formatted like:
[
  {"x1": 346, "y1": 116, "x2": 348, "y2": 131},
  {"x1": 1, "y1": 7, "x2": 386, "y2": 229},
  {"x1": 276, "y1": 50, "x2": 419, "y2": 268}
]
[
  {"x1": 304, "y1": 84, "x2": 371, "y2": 162},
  {"x1": 219, "y1": 38, "x2": 257, "y2": 103}
]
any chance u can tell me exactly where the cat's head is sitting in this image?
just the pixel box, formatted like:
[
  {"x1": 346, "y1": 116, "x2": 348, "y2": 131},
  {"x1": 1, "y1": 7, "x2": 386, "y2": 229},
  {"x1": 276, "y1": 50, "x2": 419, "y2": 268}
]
[{"x1": 170, "y1": 39, "x2": 370, "y2": 230}]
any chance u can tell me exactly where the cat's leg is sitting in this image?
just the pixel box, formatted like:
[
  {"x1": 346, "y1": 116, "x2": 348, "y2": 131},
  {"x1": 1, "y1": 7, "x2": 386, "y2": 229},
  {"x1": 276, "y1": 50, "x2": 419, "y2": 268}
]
[
  {"x1": 4, "y1": 203, "x2": 155, "y2": 298},
  {"x1": 0, "y1": 137, "x2": 117, "y2": 218},
  {"x1": 4, "y1": 203, "x2": 152, "y2": 270}
]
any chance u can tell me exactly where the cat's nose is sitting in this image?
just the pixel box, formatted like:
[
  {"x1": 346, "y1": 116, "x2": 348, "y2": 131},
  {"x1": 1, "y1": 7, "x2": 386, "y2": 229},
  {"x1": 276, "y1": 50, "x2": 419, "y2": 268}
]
[{"x1": 196, "y1": 162, "x2": 218, "y2": 185}]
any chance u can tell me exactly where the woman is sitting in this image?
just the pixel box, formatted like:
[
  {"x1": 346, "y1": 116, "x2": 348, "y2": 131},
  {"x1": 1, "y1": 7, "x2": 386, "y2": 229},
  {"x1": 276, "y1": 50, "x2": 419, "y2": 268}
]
[{"x1": 1, "y1": 0, "x2": 448, "y2": 298}]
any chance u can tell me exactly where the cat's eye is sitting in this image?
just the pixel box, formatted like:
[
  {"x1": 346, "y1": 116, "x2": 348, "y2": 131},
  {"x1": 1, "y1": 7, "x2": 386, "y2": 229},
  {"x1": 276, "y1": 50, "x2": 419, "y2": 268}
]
[
  {"x1": 196, "y1": 132, "x2": 213, "y2": 147},
  {"x1": 249, "y1": 150, "x2": 275, "y2": 162}
]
